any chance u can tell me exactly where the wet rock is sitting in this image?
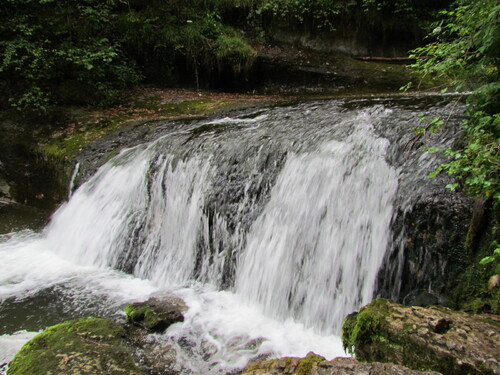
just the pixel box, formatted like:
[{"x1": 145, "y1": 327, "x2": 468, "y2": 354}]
[
  {"x1": 342, "y1": 299, "x2": 500, "y2": 375},
  {"x1": 7, "y1": 317, "x2": 144, "y2": 375},
  {"x1": 0, "y1": 172, "x2": 13, "y2": 204},
  {"x1": 251, "y1": 46, "x2": 412, "y2": 95},
  {"x1": 127, "y1": 332, "x2": 180, "y2": 375},
  {"x1": 125, "y1": 296, "x2": 186, "y2": 333},
  {"x1": 242, "y1": 352, "x2": 441, "y2": 375}
]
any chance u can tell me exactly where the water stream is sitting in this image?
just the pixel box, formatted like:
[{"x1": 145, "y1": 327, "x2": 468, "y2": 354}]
[{"x1": 0, "y1": 95, "x2": 463, "y2": 374}]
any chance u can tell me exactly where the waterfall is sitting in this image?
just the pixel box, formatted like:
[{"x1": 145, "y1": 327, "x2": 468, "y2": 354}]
[
  {"x1": 235, "y1": 115, "x2": 398, "y2": 333},
  {"x1": 0, "y1": 95, "x2": 464, "y2": 373},
  {"x1": 44, "y1": 106, "x2": 398, "y2": 330}
]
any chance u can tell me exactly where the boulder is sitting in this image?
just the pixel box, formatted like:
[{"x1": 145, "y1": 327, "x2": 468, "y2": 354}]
[
  {"x1": 242, "y1": 352, "x2": 441, "y2": 375},
  {"x1": 125, "y1": 296, "x2": 186, "y2": 333},
  {"x1": 7, "y1": 317, "x2": 144, "y2": 375},
  {"x1": 342, "y1": 299, "x2": 500, "y2": 375}
]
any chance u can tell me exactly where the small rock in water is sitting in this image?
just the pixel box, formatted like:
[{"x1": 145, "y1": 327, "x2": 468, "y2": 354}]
[{"x1": 125, "y1": 296, "x2": 186, "y2": 333}]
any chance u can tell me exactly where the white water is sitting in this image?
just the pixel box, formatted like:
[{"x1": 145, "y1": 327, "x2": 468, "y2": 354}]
[
  {"x1": 0, "y1": 105, "x2": 401, "y2": 373},
  {"x1": 236, "y1": 115, "x2": 398, "y2": 333},
  {"x1": 0, "y1": 331, "x2": 39, "y2": 375},
  {"x1": 68, "y1": 162, "x2": 80, "y2": 198}
]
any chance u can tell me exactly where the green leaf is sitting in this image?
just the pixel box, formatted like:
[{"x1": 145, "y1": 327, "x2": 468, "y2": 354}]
[{"x1": 480, "y1": 256, "x2": 495, "y2": 265}]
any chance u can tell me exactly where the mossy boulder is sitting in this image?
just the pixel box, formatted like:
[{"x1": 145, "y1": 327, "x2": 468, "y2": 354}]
[
  {"x1": 242, "y1": 353, "x2": 440, "y2": 375},
  {"x1": 125, "y1": 296, "x2": 185, "y2": 333},
  {"x1": 243, "y1": 352, "x2": 325, "y2": 375},
  {"x1": 342, "y1": 299, "x2": 500, "y2": 375},
  {"x1": 8, "y1": 317, "x2": 144, "y2": 375}
]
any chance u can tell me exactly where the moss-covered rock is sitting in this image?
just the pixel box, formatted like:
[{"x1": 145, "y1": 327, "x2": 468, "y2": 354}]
[
  {"x1": 342, "y1": 299, "x2": 500, "y2": 375},
  {"x1": 242, "y1": 353, "x2": 441, "y2": 375},
  {"x1": 341, "y1": 298, "x2": 394, "y2": 358},
  {"x1": 243, "y1": 352, "x2": 325, "y2": 375},
  {"x1": 125, "y1": 296, "x2": 185, "y2": 333},
  {"x1": 7, "y1": 317, "x2": 144, "y2": 375}
]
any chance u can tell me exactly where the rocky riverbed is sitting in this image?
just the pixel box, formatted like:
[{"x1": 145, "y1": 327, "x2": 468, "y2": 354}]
[{"x1": 6, "y1": 298, "x2": 499, "y2": 375}]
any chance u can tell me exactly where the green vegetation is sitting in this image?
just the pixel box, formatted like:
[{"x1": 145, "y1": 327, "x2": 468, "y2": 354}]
[
  {"x1": 410, "y1": 0, "x2": 499, "y2": 204},
  {"x1": 0, "y1": 0, "x2": 257, "y2": 110},
  {"x1": 125, "y1": 299, "x2": 184, "y2": 332},
  {"x1": 254, "y1": 0, "x2": 356, "y2": 31},
  {"x1": 8, "y1": 317, "x2": 144, "y2": 375},
  {"x1": 37, "y1": 93, "x2": 241, "y2": 162},
  {"x1": 451, "y1": 241, "x2": 500, "y2": 314},
  {"x1": 0, "y1": 0, "x2": 451, "y2": 111},
  {"x1": 125, "y1": 302, "x2": 165, "y2": 331},
  {"x1": 255, "y1": 0, "x2": 448, "y2": 31},
  {"x1": 0, "y1": 0, "x2": 142, "y2": 110},
  {"x1": 115, "y1": 0, "x2": 257, "y2": 87},
  {"x1": 342, "y1": 298, "x2": 392, "y2": 355},
  {"x1": 242, "y1": 353, "x2": 325, "y2": 375},
  {"x1": 479, "y1": 241, "x2": 500, "y2": 275},
  {"x1": 295, "y1": 353, "x2": 325, "y2": 375},
  {"x1": 408, "y1": 0, "x2": 499, "y2": 278}
]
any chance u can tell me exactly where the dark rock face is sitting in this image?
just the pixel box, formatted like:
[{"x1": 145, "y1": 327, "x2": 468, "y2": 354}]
[
  {"x1": 0, "y1": 114, "x2": 69, "y2": 210},
  {"x1": 377, "y1": 199, "x2": 473, "y2": 307},
  {"x1": 250, "y1": 46, "x2": 412, "y2": 95},
  {"x1": 342, "y1": 299, "x2": 500, "y2": 375},
  {"x1": 125, "y1": 296, "x2": 186, "y2": 333},
  {"x1": 242, "y1": 352, "x2": 441, "y2": 375}
]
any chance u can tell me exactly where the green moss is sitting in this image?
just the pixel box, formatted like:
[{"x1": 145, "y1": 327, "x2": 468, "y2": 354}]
[
  {"x1": 243, "y1": 357, "x2": 293, "y2": 374},
  {"x1": 37, "y1": 98, "x2": 221, "y2": 163},
  {"x1": 125, "y1": 303, "x2": 166, "y2": 332},
  {"x1": 243, "y1": 354, "x2": 324, "y2": 375},
  {"x1": 214, "y1": 32, "x2": 256, "y2": 73},
  {"x1": 168, "y1": 100, "x2": 214, "y2": 115},
  {"x1": 451, "y1": 247, "x2": 500, "y2": 315},
  {"x1": 341, "y1": 298, "x2": 392, "y2": 355},
  {"x1": 40, "y1": 132, "x2": 89, "y2": 160},
  {"x1": 295, "y1": 354, "x2": 324, "y2": 375},
  {"x1": 8, "y1": 317, "x2": 144, "y2": 375}
]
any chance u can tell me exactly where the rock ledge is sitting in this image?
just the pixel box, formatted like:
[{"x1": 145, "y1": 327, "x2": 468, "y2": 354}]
[
  {"x1": 242, "y1": 352, "x2": 441, "y2": 375},
  {"x1": 342, "y1": 299, "x2": 500, "y2": 375}
]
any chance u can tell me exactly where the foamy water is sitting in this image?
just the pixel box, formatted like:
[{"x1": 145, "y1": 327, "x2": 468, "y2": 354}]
[{"x1": 0, "y1": 231, "x2": 345, "y2": 372}]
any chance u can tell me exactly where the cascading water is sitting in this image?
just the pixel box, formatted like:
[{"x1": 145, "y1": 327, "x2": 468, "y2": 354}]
[
  {"x1": 0, "y1": 95, "x2": 464, "y2": 374},
  {"x1": 235, "y1": 115, "x2": 398, "y2": 333}
]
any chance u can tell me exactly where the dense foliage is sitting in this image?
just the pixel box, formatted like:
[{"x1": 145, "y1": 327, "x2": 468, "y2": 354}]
[
  {"x1": 0, "y1": 0, "x2": 257, "y2": 109},
  {"x1": 115, "y1": 0, "x2": 257, "y2": 88},
  {"x1": 255, "y1": 0, "x2": 449, "y2": 30},
  {"x1": 0, "y1": 0, "x2": 451, "y2": 110},
  {"x1": 410, "y1": 0, "x2": 499, "y2": 206},
  {"x1": 409, "y1": 0, "x2": 499, "y2": 269},
  {"x1": 0, "y1": 0, "x2": 142, "y2": 109}
]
